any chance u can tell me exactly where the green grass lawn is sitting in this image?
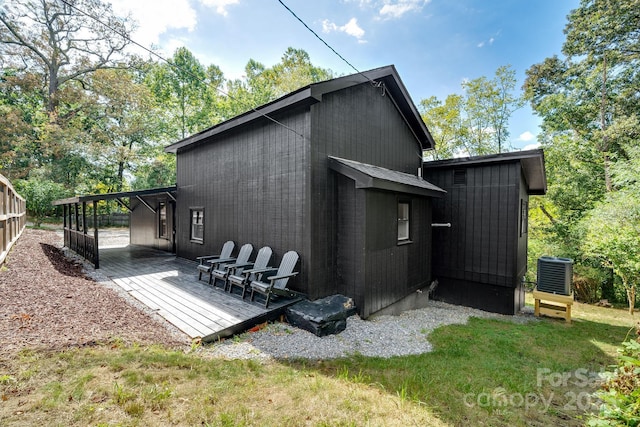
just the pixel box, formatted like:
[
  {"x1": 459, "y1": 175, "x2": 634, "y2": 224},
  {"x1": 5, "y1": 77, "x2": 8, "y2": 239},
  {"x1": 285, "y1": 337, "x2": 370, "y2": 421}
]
[{"x1": 1, "y1": 297, "x2": 635, "y2": 426}]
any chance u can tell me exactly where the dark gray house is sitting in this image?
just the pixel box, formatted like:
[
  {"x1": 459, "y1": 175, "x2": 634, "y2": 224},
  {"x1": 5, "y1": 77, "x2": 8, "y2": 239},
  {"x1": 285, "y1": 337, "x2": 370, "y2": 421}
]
[
  {"x1": 165, "y1": 65, "x2": 446, "y2": 318},
  {"x1": 422, "y1": 150, "x2": 547, "y2": 314},
  {"x1": 55, "y1": 65, "x2": 547, "y2": 318}
]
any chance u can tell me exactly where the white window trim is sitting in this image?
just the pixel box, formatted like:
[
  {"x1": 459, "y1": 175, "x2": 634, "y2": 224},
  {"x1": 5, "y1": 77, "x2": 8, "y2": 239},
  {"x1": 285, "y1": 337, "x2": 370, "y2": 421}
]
[
  {"x1": 190, "y1": 208, "x2": 204, "y2": 243},
  {"x1": 398, "y1": 201, "x2": 410, "y2": 243}
]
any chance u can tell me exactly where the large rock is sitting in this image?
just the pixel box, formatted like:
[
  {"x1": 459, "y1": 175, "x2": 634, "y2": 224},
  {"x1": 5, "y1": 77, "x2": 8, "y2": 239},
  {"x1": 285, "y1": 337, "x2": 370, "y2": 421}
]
[{"x1": 286, "y1": 294, "x2": 356, "y2": 337}]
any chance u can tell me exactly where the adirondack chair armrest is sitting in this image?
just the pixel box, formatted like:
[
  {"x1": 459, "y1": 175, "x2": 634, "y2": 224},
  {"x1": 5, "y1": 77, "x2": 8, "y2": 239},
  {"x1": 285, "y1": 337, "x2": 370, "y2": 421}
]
[
  {"x1": 207, "y1": 257, "x2": 236, "y2": 265},
  {"x1": 196, "y1": 254, "x2": 221, "y2": 263},
  {"x1": 225, "y1": 261, "x2": 254, "y2": 270},
  {"x1": 243, "y1": 267, "x2": 276, "y2": 275},
  {"x1": 266, "y1": 272, "x2": 299, "y2": 283}
]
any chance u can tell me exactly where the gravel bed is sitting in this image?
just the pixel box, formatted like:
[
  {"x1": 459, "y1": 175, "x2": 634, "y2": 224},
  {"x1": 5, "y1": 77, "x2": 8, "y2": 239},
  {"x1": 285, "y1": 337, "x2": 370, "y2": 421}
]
[{"x1": 201, "y1": 300, "x2": 536, "y2": 361}]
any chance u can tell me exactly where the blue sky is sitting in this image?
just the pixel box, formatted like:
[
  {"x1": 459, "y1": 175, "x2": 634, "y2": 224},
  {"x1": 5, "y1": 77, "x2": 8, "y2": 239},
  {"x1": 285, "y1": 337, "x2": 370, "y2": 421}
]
[{"x1": 108, "y1": 0, "x2": 580, "y2": 150}]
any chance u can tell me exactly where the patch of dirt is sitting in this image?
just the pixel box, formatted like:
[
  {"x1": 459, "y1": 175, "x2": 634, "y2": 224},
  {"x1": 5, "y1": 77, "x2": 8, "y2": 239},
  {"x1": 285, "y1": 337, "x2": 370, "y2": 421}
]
[{"x1": 0, "y1": 229, "x2": 189, "y2": 357}]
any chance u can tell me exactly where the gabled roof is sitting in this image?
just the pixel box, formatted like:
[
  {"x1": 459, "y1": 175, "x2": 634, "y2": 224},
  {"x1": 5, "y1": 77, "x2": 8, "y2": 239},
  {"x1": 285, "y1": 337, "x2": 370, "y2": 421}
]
[
  {"x1": 329, "y1": 156, "x2": 446, "y2": 198},
  {"x1": 422, "y1": 149, "x2": 547, "y2": 195},
  {"x1": 165, "y1": 65, "x2": 434, "y2": 154}
]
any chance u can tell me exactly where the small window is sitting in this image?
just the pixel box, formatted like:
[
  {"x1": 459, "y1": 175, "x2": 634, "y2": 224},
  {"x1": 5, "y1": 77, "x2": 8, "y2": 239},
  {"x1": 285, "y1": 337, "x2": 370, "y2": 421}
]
[
  {"x1": 398, "y1": 202, "x2": 410, "y2": 242},
  {"x1": 191, "y1": 208, "x2": 204, "y2": 242},
  {"x1": 158, "y1": 202, "x2": 168, "y2": 239},
  {"x1": 520, "y1": 199, "x2": 529, "y2": 236}
]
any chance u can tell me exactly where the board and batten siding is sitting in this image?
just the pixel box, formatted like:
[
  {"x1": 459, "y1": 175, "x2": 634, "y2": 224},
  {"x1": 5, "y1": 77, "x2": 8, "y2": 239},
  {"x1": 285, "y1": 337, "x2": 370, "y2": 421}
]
[
  {"x1": 175, "y1": 107, "x2": 311, "y2": 291},
  {"x1": 308, "y1": 82, "x2": 425, "y2": 301},
  {"x1": 335, "y1": 175, "x2": 434, "y2": 318},
  {"x1": 425, "y1": 161, "x2": 522, "y2": 287},
  {"x1": 363, "y1": 191, "x2": 433, "y2": 317}
]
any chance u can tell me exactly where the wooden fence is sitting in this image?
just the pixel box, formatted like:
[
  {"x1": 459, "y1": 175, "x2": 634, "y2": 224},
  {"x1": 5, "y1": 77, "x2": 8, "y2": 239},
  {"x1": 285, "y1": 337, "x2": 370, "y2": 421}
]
[{"x1": 0, "y1": 174, "x2": 27, "y2": 266}]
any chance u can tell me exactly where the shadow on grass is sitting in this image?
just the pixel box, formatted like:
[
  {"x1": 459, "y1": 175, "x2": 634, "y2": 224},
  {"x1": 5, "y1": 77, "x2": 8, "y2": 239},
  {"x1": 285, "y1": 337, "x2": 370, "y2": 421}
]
[{"x1": 283, "y1": 316, "x2": 632, "y2": 427}]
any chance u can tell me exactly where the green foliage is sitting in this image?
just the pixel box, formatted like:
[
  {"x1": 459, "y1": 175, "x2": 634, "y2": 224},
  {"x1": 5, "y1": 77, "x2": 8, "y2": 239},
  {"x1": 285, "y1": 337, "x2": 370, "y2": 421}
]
[
  {"x1": 145, "y1": 47, "x2": 221, "y2": 140},
  {"x1": 221, "y1": 48, "x2": 334, "y2": 119},
  {"x1": 581, "y1": 149, "x2": 640, "y2": 313},
  {"x1": 421, "y1": 65, "x2": 523, "y2": 159},
  {"x1": 524, "y1": 0, "x2": 640, "y2": 303},
  {"x1": 588, "y1": 337, "x2": 640, "y2": 426},
  {"x1": 14, "y1": 176, "x2": 69, "y2": 226},
  {"x1": 572, "y1": 264, "x2": 608, "y2": 303},
  {"x1": 420, "y1": 94, "x2": 466, "y2": 160}
]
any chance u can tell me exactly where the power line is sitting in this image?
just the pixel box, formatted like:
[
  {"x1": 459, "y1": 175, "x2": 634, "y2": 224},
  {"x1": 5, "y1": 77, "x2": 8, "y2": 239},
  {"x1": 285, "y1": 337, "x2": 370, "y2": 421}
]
[
  {"x1": 58, "y1": 0, "x2": 306, "y2": 140},
  {"x1": 276, "y1": 0, "x2": 379, "y2": 87}
]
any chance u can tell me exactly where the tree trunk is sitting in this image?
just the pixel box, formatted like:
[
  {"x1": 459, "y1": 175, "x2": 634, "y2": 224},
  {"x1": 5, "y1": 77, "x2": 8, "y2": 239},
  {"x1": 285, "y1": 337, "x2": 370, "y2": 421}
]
[
  {"x1": 600, "y1": 53, "x2": 613, "y2": 192},
  {"x1": 626, "y1": 282, "x2": 635, "y2": 315},
  {"x1": 116, "y1": 161, "x2": 125, "y2": 192},
  {"x1": 48, "y1": 63, "x2": 59, "y2": 115}
]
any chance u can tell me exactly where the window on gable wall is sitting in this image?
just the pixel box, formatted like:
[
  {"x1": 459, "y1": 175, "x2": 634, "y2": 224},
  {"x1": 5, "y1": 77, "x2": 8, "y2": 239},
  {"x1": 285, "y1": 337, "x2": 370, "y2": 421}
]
[
  {"x1": 398, "y1": 201, "x2": 410, "y2": 242},
  {"x1": 191, "y1": 208, "x2": 204, "y2": 242}
]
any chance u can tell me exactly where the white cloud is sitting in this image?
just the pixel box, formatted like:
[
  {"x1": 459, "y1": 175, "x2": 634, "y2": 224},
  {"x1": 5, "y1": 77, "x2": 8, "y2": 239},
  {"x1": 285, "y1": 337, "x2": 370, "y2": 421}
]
[
  {"x1": 342, "y1": 17, "x2": 366, "y2": 38},
  {"x1": 344, "y1": 0, "x2": 375, "y2": 7},
  {"x1": 200, "y1": 0, "x2": 239, "y2": 17},
  {"x1": 322, "y1": 17, "x2": 366, "y2": 42},
  {"x1": 518, "y1": 131, "x2": 535, "y2": 142},
  {"x1": 108, "y1": 0, "x2": 196, "y2": 47},
  {"x1": 517, "y1": 132, "x2": 540, "y2": 150},
  {"x1": 477, "y1": 34, "x2": 498, "y2": 48},
  {"x1": 379, "y1": 0, "x2": 429, "y2": 19}
]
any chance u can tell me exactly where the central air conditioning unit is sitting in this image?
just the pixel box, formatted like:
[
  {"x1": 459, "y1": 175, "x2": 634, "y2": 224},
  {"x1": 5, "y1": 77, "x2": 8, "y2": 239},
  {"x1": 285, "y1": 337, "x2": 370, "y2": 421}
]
[{"x1": 537, "y1": 256, "x2": 573, "y2": 295}]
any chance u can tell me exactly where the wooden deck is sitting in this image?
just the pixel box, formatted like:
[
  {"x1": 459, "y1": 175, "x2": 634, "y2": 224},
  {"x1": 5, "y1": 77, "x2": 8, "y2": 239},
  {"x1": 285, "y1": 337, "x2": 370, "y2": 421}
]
[{"x1": 98, "y1": 245, "x2": 300, "y2": 342}]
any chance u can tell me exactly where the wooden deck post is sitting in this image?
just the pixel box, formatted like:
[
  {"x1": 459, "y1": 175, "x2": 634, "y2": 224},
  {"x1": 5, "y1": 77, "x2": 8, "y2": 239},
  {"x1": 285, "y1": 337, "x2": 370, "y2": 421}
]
[
  {"x1": 62, "y1": 204, "x2": 68, "y2": 248},
  {"x1": 82, "y1": 202, "x2": 87, "y2": 259},
  {"x1": 93, "y1": 200, "x2": 99, "y2": 269}
]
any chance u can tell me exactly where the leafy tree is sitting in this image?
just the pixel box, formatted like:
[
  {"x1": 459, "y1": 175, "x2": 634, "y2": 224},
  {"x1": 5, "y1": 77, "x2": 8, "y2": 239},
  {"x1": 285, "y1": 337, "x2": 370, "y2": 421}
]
[
  {"x1": 131, "y1": 153, "x2": 176, "y2": 190},
  {"x1": 582, "y1": 188, "x2": 640, "y2": 314},
  {"x1": 420, "y1": 65, "x2": 523, "y2": 158},
  {"x1": 14, "y1": 175, "x2": 68, "y2": 226},
  {"x1": 145, "y1": 47, "x2": 224, "y2": 140},
  {"x1": 262, "y1": 47, "x2": 334, "y2": 97},
  {"x1": 222, "y1": 48, "x2": 334, "y2": 119},
  {"x1": 462, "y1": 65, "x2": 524, "y2": 155},
  {"x1": 523, "y1": 0, "x2": 640, "y2": 302},
  {"x1": 0, "y1": 0, "x2": 134, "y2": 114},
  {"x1": 0, "y1": 70, "x2": 44, "y2": 178},
  {"x1": 84, "y1": 68, "x2": 161, "y2": 192},
  {"x1": 582, "y1": 146, "x2": 640, "y2": 313},
  {"x1": 419, "y1": 94, "x2": 466, "y2": 160}
]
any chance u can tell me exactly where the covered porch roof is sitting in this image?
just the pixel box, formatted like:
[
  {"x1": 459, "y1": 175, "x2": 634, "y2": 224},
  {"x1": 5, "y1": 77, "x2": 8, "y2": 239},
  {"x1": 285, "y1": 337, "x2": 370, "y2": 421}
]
[
  {"x1": 53, "y1": 186, "x2": 177, "y2": 207},
  {"x1": 52, "y1": 186, "x2": 177, "y2": 268}
]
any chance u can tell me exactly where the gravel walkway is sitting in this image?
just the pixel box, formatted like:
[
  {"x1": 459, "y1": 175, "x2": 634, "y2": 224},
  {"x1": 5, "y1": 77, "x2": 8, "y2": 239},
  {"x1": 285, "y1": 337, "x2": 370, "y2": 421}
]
[{"x1": 201, "y1": 301, "x2": 536, "y2": 361}]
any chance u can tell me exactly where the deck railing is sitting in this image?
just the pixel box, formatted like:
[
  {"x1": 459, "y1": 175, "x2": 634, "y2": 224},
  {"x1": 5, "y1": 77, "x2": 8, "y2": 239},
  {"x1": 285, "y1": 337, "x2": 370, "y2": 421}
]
[
  {"x1": 64, "y1": 228, "x2": 98, "y2": 267},
  {"x1": 0, "y1": 174, "x2": 27, "y2": 266},
  {"x1": 61, "y1": 202, "x2": 100, "y2": 268}
]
